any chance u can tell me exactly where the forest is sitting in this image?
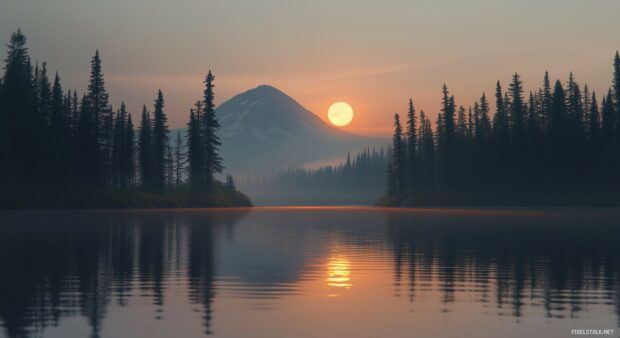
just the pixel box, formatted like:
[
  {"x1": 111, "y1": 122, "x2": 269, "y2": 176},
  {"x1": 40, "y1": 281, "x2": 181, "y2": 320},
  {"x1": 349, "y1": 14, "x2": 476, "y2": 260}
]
[
  {"x1": 240, "y1": 148, "x2": 388, "y2": 205},
  {"x1": 0, "y1": 30, "x2": 250, "y2": 208},
  {"x1": 383, "y1": 52, "x2": 620, "y2": 206}
]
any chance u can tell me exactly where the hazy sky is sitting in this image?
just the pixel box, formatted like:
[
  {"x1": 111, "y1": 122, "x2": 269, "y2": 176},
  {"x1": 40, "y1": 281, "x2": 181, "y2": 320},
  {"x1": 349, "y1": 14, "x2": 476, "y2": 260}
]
[{"x1": 1, "y1": 0, "x2": 619, "y2": 135}]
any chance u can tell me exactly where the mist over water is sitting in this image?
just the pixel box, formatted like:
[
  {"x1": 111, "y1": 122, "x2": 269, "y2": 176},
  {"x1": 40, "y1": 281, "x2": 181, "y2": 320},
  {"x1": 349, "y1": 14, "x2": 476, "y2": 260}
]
[{"x1": 0, "y1": 207, "x2": 619, "y2": 338}]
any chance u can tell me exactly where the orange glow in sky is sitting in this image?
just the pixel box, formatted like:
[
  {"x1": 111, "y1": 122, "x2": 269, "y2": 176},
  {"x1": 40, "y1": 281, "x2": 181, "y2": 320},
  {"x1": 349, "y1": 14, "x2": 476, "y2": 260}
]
[{"x1": 3, "y1": 1, "x2": 618, "y2": 136}]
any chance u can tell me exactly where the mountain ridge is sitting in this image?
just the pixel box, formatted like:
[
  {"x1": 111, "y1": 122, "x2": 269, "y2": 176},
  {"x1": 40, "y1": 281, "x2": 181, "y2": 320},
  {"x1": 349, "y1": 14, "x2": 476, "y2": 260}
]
[{"x1": 178, "y1": 84, "x2": 388, "y2": 176}]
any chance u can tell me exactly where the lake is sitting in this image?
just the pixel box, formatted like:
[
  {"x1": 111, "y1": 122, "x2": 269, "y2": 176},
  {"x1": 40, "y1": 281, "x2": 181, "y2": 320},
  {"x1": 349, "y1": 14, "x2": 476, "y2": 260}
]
[{"x1": 0, "y1": 207, "x2": 619, "y2": 338}]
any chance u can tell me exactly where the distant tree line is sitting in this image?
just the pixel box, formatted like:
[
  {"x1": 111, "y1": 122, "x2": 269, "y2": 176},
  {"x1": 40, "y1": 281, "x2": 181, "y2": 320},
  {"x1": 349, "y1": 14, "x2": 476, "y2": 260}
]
[
  {"x1": 241, "y1": 148, "x2": 388, "y2": 204},
  {"x1": 0, "y1": 30, "x2": 249, "y2": 207},
  {"x1": 384, "y1": 52, "x2": 620, "y2": 205}
]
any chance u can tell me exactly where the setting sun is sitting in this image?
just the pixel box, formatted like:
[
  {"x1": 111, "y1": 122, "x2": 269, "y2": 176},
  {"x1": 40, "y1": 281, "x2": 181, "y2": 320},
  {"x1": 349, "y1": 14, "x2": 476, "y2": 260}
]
[{"x1": 328, "y1": 102, "x2": 354, "y2": 127}]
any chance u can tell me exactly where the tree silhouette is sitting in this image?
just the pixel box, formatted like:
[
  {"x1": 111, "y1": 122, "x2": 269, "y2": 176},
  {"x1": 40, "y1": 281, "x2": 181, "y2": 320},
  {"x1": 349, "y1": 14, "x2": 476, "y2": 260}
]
[
  {"x1": 201, "y1": 71, "x2": 223, "y2": 189},
  {"x1": 389, "y1": 114, "x2": 405, "y2": 197},
  {"x1": 384, "y1": 51, "x2": 620, "y2": 205},
  {"x1": 405, "y1": 99, "x2": 417, "y2": 195},
  {"x1": 138, "y1": 105, "x2": 152, "y2": 189},
  {"x1": 187, "y1": 101, "x2": 203, "y2": 186},
  {"x1": 86, "y1": 51, "x2": 112, "y2": 186},
  {"x1": 0, "y1": 30, "x2": 250, "y2": 208},
  {"x1": 174, "y1": 131, "x2": 184, "y2": 188},
  {"x1": 151, "y1": 90, "x2": 169, "y2": 192}
]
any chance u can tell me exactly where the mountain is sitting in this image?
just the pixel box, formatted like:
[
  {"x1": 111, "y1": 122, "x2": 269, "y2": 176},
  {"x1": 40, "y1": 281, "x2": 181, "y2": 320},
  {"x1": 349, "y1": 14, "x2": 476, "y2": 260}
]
[{"x1": 215, "y1": 85, "x2": 387, "y2": 175}]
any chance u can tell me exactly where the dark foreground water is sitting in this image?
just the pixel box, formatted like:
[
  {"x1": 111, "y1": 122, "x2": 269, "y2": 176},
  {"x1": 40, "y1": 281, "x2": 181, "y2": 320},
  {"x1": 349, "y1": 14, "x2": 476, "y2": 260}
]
[{"x1": 1, "y1": 207, "x2": 619, "y2": 338}]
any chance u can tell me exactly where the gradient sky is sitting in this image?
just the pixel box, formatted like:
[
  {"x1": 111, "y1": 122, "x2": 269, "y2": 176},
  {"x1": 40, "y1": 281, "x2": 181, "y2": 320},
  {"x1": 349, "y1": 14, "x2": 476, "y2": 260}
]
[{"x1": 1, "y1": 0, "x2": 619, "y2": 135}]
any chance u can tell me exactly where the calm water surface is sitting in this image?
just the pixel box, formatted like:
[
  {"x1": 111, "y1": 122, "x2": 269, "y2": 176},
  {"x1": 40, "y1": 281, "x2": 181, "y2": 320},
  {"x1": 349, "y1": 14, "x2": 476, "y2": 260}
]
[{"x1": 1, "y1": 207, "x2": 619, "y2": 338}]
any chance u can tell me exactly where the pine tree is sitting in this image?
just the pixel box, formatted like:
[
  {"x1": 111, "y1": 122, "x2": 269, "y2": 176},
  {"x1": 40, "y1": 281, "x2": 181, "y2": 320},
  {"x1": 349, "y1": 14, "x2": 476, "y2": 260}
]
[
  {"x1": 549, "y1": 80, "x2": 568, "y2": 182},
  {"x1": 201, "y1": 71, "x2": 223, "y2": 189},
  {"x1": 86, "y1": 50, "x2": 111, "y2": 186},
  {"x1": 77, "y1": 94, "x2": 99, "y2": 186},
  {"x1": 438, "y1": 85, "x2": 455, "y2": 190},
  {"x1": 405, "y1": 98, "x2": 416, "y2": 194},
  {"x1": 526, "y1": 91, "x2": 539, "y2": 147},
  {"x1": 467, "y1": 106, "x2": 474, "y2": 141},
  {"x1": 151, "y1": 90, "x2": 169, "y2": 191},
  {"x1": 38, "y1": 63, "x2": 52, "y2": 125},
  {"x1": 166, "y1": 143, "x2": 174, "y2": 188},
  {"x1": 187, "y1": 101, "x2": 203, "y2": 185},
  {"x1": 456, "y1": 105, "x2": 467, "y2": 140},
  {"x1": 138, "y1": 105, "x2": 152, "y2": 189},
  {"x1": 174, "y1": 131, "x2": 184, "y2": 187},
  {"x1": 441, "y1": 85, "x2": 456, "y2": 148},
  {"x1": 566, "y1": 73, "x2": 584, "y2": 153},
  {"x1": 541, "y1": 71, "x2": 552, "y2": 134},
  {"x1": 493, "y1": 81, "x2": 510, "y2": 176},
  {"x1": 390, "y1": 113, "x2": 405, "y2": 197},
  {"x1": 479, "y1": 93, "x2": 491, "y2": 142},
  {"x1": 613, "y1": 51, "x2": 620, "y2": 117},
  {"x1": 50, "y1": 72, "x2": 70, "y2": 183},
  {"x1": 583, "y1": 85, "x2": 591, "y2": 134},
  {"x1": 112, "y1": 102, "x2": 128, "y2": 188},
  {"x1": 509, "y1": 73, "x2": 525, "y2": 151},
  {"x1": 125, "y1": 113, "x2": 135, "y2": 187},
  {"x1": 72, "y1": 90, "x2": 79, "y2": 133},
  {"x1": 589, "y1": 92, "x2": 601, "y2": 151},
  {"x1": 493, "y1": 81, "x2": 508, "y2": 136},
  {"x1": 419, "y1": 111, "x2": 435, "y2": 195},
  {"x1": 602, "y1": 89, "x2": 615, "y2": 150},
  {"x1": 2, "y1": 30, "x2": 44, "y2": 185},
  {"x1": 601, "y1": 92, "x2": 615, "y2": 180}
]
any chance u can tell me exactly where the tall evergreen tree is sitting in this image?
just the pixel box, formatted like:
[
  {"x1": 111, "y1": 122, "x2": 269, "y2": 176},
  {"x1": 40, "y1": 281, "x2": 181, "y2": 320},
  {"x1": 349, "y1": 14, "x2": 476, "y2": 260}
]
[
  {"x1": 419, "y1": 111, "x2": 435, "y2": 195},
  {"x1": 49, "y1": 73, "x2": 70, "y2": 183},
  {"x1": 77, "y1": 94, "x2": 99, "y2": 186},
  {"x1": 38, "y1": 63, "x2": 52, "y2": 125},
  {"x1": 138, "y1": 105, "x2": 152, "y2": 188},
  {"x1": 405, "y1": 98, "x2": 416, "y2": 194},
  {"x1": 456, "y1": 105, "x2": 467, "y2": 140},
  {"x1": 589, "y1": 92, "x2": 601, "y2": 151},
  {"x1": 201, "y1": 71, "x2": 223, "y2": 188},
  {"x1": 166, "y1": 143, "x2": 174, "y2": 188},
  {"x1": 187, "y1": 101, "x2": 203, "y2": 185},
  {"x1": 439, "y1": 85, "x2": 455, "y2": 190},
  {"x1": 540, "y1": 71, "x2": 553, "y2": 136},
  {"x1": 566, "y1": 73, "x2": 584, "y2": 152},
  {"x1": 478, "y1": 93, "x2": 491, "y2": 143},
  {"x1": 125, "y1": 113, "x2": 135, "y2": 188},
  {"x1": 526, "y1": 91, "x2": 539, "y2": 150},
  {"x1": 613, "y1": 51, "x2": 620, "y2": 118},
  {"x1": 389, "y1": 113, "x2": 405, "y2": 197},
  {"x1": 602, "y1": 89, "x2": 615, "y2": 150},
  {"x1": 86, "y1": 50, "x2": 111, "y2": 186},
  {"x1": 1, "y1": 30, "x2": 44, "y2": 186},
  {"x1": 112, "y1": 102, "x2": 129, "y2": 189},
  {"x1": 151, "y1": 90, "x2": 169, "y2": 191},
  {"x1": 492, "y1": 81, "x2": 510, "y2": 185},
  {"x1": 601, "y1": 92, "x2": 615, "y2": 181},
  {"x1": 509, "y1": 73, "x2": 525, "y2": 152},
  {"x1": 174, "y1": 131, "x2": 184, "y2": 187},
  {"x1": 493, "y1": 81, "x2": 509, "y2": 137},
  {"x1": 549, "y1": 80, "x2": 568, "y2": 183},
  {"x1": 583, "y1": 85, "x2": 591, "y2": 135}
]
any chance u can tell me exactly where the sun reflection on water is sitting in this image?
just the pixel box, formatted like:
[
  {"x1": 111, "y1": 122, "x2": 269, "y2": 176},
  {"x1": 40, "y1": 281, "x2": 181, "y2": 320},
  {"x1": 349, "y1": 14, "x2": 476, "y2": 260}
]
[{"x1": 326, "y1": 255, "x2": 352, "y2": 290}]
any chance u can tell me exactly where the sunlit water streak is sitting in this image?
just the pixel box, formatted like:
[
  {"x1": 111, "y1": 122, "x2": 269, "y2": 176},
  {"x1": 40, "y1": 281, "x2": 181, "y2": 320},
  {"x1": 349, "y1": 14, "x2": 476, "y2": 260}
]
[{"x1": 0, "y1": 207, "x2": 619, "y2": 338}]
